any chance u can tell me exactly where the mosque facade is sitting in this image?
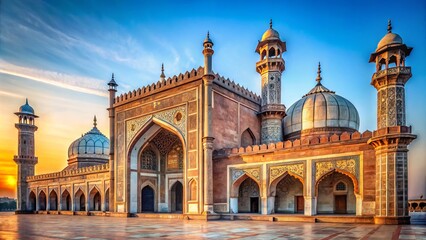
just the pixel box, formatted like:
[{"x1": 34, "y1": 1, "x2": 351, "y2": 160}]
[{"x1": 14, "y1": 21, "x2": 416, "y2": 224}]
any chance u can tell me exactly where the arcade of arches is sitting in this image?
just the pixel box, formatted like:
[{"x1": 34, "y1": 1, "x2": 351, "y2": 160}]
[
  {"x1": 27, "y1": 187, "x2": 110, "y2": 212},
  {"x1": 226, "y1": 157, "x2": 362, "y2": 216}
]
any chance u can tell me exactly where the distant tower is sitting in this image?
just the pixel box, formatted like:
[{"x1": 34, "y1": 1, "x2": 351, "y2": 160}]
[
  {"x1": 160, "y1": 63, "x2": 166, "y2": 81},
  {"x1": 202, "y1": 31, "x2": 215, "y2": 214},
  {"x1": 13, "y1": 99, "x2": 38, "y2": 211},
  {"x1": 255, "y1": 20, "x2": 286, "y2": 144},
  {"x1": 107, "y1": 73, "x2": 118, "y2": 212},
  {"x1": 368, "y1": 20, "x2": 416, "y2": 224}
]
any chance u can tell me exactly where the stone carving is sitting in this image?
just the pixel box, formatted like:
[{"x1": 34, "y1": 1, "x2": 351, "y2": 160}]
[
  {"x1": 269, "y1": 163, "x2": 304, "y2": 184},
  {"x1": 126, "y1": 106, "x2": 186, "y2": 146},
  {"x1": 232, "y1": 168, "x2": 260, "y2": 183},
  {"x1": 315, "y1": 156, "x2": 359, "y2": 181},
  {"x1": 315, "y1": 161, "x2": 334, "y2": 180}
]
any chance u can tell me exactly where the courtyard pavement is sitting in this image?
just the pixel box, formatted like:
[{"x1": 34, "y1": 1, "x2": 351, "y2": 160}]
[{"x1": 0, "y1": 212, "x2": 425, "y2": 239}]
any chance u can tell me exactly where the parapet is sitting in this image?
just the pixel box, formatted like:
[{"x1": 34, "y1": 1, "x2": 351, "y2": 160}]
[
  {"x1": 213, "y1": 74, "x2": 261, "y2": 103},
  {"x1": 27, "y1": 163, "x2": 109, "y2": 182},
  {"x1": 114, "y1": 67, "x2": 204, "y2": 106},
  {"x1": 112, "y1": 67, "x2": 261, "y2": 106},
  {"x1": 214, "y1": 130, "x2": 373, "y2": 157}
]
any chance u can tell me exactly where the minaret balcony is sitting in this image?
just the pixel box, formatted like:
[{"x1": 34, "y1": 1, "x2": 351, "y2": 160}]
[
  {"x1": 371, "y1": 67, "x2": 412, "y2": 89},
  {"x1": 256, "y1": 58, "x2": 285, "y2": 74},
  {"x1": 372, "y1": 66, "x2": 411, "y2": 80}
]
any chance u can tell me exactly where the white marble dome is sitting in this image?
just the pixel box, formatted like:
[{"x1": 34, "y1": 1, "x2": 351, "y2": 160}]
[
  {"x1": 68, "y1": 119, "x2": 109, "y2": 158},
  {"x1": 283, "y1": 81, "x2": 360, "y2": 138}
]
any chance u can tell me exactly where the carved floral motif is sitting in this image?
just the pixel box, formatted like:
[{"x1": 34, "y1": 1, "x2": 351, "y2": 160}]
[
  {"x1": 315, "y1": 156, "x2": 359, "y2": 181},
  {"x1": 126, "y1": 106, "x2": 186, "y2": 146},
  {"x1": 232, "y1": 168, "x2": 260, "y2": 183},
  {"x1": 269, "y1": 163, "x2": 304, "y2": 184}
]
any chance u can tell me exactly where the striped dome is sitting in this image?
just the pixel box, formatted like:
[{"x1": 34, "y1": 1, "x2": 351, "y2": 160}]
[{"x1": 283, "y1": 82, "x2": 359, "y2": 137}]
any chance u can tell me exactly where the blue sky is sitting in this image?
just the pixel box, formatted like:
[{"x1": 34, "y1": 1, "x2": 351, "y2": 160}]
[{"x1": 0, "y1": 0, "x2": 425, "y2": 198}]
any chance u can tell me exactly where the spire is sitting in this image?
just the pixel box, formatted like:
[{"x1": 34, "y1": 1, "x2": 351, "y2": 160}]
[
  {"x1": 108, "y1": 73, "x2": 118, "y2": 87},
  {"x1": 160, "y1": 63, "x2": 165, "y2": 79},
  {"x1": 93, "y1": 115, "x2": 97, "y2": 128},
  {"x1": 387, "y1": 19, "x2": 392, "y2": 33},
  {"x1": 204, "y1": 31, "x2": 213, "y2": 45},
  {"x1": 270, "y1": 19, "x2": 273, "y2": 29},
  {"x1": 316, "y1": 62, "x2": 322, "y2": 84},
  {"x1": 25, "y1": 98, "x2": 28, "y2": 105}
]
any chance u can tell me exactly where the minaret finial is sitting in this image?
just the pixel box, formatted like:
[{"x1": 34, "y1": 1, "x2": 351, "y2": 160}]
[
  {"x1": 111, "y1": 73, "x2": 114, "y2": 80},
  {"x1": 387, "y1": 19, "x2": 392, "y2": 33},
  {"x1": 316, "y1": 62, "x2": 322, "y2": 84},
  {"x1": 93, "y1": 115, "x2": 97, "y2": 128},
  {"x1": 160, "y1": 63, "x2": 165, "y2": 79},
  {"x1": 207, "y1": 31, "x2": 210, "y2": 38},
  {"x1": 270, "y1": 19, "x2": 273, "y2": 29}
]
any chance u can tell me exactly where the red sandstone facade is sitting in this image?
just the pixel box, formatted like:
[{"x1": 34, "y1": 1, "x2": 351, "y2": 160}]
[{"x1": 15, "y1": 21, "x2": 416, "y2": 224}]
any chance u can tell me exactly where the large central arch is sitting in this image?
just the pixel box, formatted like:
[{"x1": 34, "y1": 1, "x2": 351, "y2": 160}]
[{"x1": 127, "y1": 117, "x2": 187, "y2": 214}]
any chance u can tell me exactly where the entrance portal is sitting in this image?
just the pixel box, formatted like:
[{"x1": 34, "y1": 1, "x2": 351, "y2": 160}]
[{"x1": 141, "y1": 186, "x2": 155, "y2": 212}]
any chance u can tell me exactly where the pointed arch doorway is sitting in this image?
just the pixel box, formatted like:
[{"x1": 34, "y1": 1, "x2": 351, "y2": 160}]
[{"x1": 141, "y1": 186, "x2": 155, "y2": 212}]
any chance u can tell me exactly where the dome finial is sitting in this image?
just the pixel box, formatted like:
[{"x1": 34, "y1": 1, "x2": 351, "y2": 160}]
[
  {"x1": 269, "y1": 19, "x2": 273, "y2": 29},
  {"x1": 316, "y1": 62, "x2": 322, "y2": 84},
  {"x1": 93, "y1": 115, "x2": 97, "y2": 128},
  {"x1": 387, "y1": 19, "x2": 392, "y2": 33},
  {"x1": 25, "y1": 98, "x2": 28, "y2": 105}
]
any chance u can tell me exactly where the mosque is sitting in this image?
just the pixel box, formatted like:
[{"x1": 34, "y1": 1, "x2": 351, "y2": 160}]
[{"x1": 14, "y1": 20, "x2": 416, "y2": 224}]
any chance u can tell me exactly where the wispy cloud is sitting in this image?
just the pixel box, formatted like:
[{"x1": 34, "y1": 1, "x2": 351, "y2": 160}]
[
  {"x1": 0, "y1": 60, "x2": 108, "y2": 97},
  {"x1": 0, "y1": 90, "x2": 23, "y2": 99}
]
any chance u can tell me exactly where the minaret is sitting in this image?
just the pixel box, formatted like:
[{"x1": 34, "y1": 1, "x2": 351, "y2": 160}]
[
  {"x1": 368, "y1": 20, "x2": 416, "y2": 224},
  {"x1": 107, "y1": 73, "x2": 118, "y2": 212},
  {"x1": 13, "y1": 99, "x2": 38, "y2": 211},
  {"x1": 202, "y1": 31, "x2": 215, "y2": 214},
  {"x1": 255, "y1": 20, "x2": 286, "y2": 144}
]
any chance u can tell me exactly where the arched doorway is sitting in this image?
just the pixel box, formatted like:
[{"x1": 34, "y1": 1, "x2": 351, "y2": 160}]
[
  {"x1": 105, "y1": 189, "x2": 110, "y2": 211},
  {"x1": 28, "y1": 191, "x2": 36, "y2": 211},
  {"x1": 75, "y1": 189, "x2": 86, "y2": 211},
  {"x1": 170, "y1": 181, "x2": 183, "y2": 212},
  {"x1": 38, "y1": 191, "x2": 47, "y2": 211},
  {"x1": 273, "y1": 174, "x2": 304, "y2": 214},
  {"x1": 61, "y1": 190, "x2": 71, "y2": 211},
  {"x1": 141, "y1": 186, "x2": 155, "y2": 212},
  {"x1": 49, "y1": 190, "x2": 58, "y2": 211},
  {"x1": 89, "y1": 188, "x2": 101, "y2": 211},
  {"x1": 238, "y1": 177, "x2": 260, "y2": 213},
  {"x1": 129, "y1": 119, "x2": 186, "y2": 214},
  {"x1": 317, "y1": 172, "x2": 356, "y2": 214}
]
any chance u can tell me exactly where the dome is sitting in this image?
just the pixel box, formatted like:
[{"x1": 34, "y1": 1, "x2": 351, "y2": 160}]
[
  {"x1": 376, "y1": 32, "x2": 403, "y2": 51},
  {"x1": 376, "y1": 20, "x2": 403, "y2": 51},
  {"x1": 283, "y1": 66, "x2": 359, "y2": 138},
  {"x1": 261, "y1": 28, "x2": 280, "y2": 41},
  {"x1": 19, "y1": 99, "x2": 35, "y2": 115},
  {"x1": 67, "y1": 118, "x2": 109, "y2": 159}
]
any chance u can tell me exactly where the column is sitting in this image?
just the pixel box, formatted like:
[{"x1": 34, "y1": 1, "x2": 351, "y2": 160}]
[{"x1": 304, "y1": 159, "x2": 316, "y2": 216}]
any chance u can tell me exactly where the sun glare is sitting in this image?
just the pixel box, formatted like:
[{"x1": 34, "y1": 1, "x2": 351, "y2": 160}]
[{"x1": 6, "y1": 175, "x2": 16, "y2": 187}]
